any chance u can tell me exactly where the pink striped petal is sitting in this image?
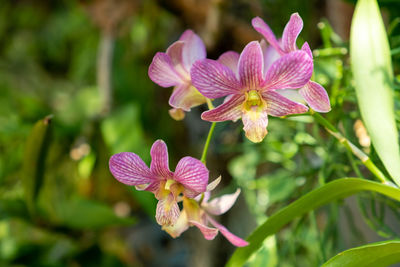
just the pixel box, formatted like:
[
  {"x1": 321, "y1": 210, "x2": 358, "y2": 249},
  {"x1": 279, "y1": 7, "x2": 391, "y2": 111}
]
[
  {"x1": 179, "y1": 30, "x2": 207, "y2": 71},
  {"x1": 109, "y1": 152, "x2": 157, "y2": 186},
  {"x1": 189, "y1": 220, "x2": 219, "y2": 240},
  {"x1": 260, "y1": 39, "x2": 281, "y2": 76},
  {"x1": 218, "y1": 51, "x2": 240, "y2": 75},
  {"x1": 282, "y1": 13, "x2": 303, "y2": 53},
  {"x1": 174, "y1": 157, "x2": 209, "y2": 197},
  {"x1": 150, "y1": 140, "x2": 173, "y2": 179},
  {"x1": 262, "y1": 91, "x2": 308, "y2": 116},
  {"x1": 163, "y1": 209, "x2": 190, "y2": 238},
  {"x1": 301, "y1": 41, "x2": 313, "y2": 58},
  {"x1": 201, "y1": 94, "x2": 245, "y2": 122},
  {"x1": 252, "y1": 17, "x2": 283, "y2": 55},
  {"x1": 238, "y1": 41, "x2": 264, "y2": 89},
  {"x1": 191, "y1": 59, "x2": 242, "y2": 99},
  {"x1": 208, "y1": 216, "x2": 249, "y2": 247},
  {"x1": 203, "y1": 189, "x2": 241, "y2": 215},
  {"x1": 166, "y1": 41, "x2": 188, "y2": 79},
  {"x1": 242, "y1": 105, "x2": 269, "y2": 143},
  {"x1": 168, "y1": 83, "x2": 206, "y2": 111},
  {"x1": 206, "y1": 176, "x2": 221, "y2": 192},
  {"x1": 300, "y1": 81, "x2": 331, "y2": 112},
  {"x1": 263, "y1": 51, "x2": 312, "y2": 90},
  {"x1": 148, "y1": 52, "x2": 183, "y2": 87},
  {"x1": 156, "y1": 193, "x2": 180, "y2": 226}
]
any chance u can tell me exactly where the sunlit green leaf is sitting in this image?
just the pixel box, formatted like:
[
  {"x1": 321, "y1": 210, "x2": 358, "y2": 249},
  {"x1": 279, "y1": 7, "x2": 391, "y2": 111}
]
[
  {"x1": 350, "y1": 0, "x2": 400, "y2": 185},
  {"x1": 227, "y1": 178, "x2": 400, "y2": 267},
  {"x1": 322, "y1": 241, "x2": 400, "y2": 267}
]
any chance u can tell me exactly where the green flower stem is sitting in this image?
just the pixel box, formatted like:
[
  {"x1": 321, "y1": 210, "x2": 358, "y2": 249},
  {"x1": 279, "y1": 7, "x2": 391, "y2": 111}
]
[
  {"x1": 200, "y1": 98, "x2": 217, "y2": 164},
  {"x1": 200, "y1": 122, "x2": 216, "y2": 164},
  {"x1": 310, "y1": 110, "x2": 390, "y2": 184}
]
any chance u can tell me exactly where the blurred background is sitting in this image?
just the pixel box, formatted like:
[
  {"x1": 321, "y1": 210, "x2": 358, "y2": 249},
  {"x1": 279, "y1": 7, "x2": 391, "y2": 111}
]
[{"x1": 1, "y1": 0, "x2": 400, "y2": 266}]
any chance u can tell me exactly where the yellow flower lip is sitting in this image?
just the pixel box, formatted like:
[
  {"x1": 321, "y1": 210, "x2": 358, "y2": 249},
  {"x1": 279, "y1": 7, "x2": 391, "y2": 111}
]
[
  {"x1": 245, "y1": 90, "x2": 262, "y2": 109},
  {"x1": 165, "y1": 179, "x2": 176, "y2": 190}
]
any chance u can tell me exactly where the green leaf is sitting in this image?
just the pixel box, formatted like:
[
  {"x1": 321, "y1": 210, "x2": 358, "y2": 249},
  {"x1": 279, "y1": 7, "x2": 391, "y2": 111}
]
[
  {"x1": 350, "y1": 0, "x2": 400, "y2": 185},
  {"x1": 58, "y1": 196, "x2": 135, "y2": 229},
  {"x1": 322, "y1": 241, "x2": 400, "y2": 267},
  {"x1": 226, "y1": 178, "x2": 400, "y2": 267},
  {"x1": 22, "y1": 115, "x2": 53, "y2": 213}
]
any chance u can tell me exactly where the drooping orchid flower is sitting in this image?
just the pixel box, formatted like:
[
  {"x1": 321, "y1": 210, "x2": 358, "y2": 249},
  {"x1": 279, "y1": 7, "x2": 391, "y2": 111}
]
[
  {"x1": 191, "y1": 41, "x2": 312, "y2": 143},
  {"x1": 163, "y1": 177, "x2": 249, "y2": 247},
  {"x1": 148, "y1": 30, "x2": 208, "y2": 120},
  {"x1": 252, "y1": 13, "x2": 331, "y2": 112},
  {"x1": 109, "y1": 140, "x2": 208, "y2": 226}
]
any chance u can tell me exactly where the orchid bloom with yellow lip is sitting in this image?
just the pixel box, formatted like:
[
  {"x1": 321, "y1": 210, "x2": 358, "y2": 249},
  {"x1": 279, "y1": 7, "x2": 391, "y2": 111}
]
[
  {"x1": 191, "y1": 41, "x2": 312, "y2": 143},
  {"x1": 148, "y1": 30, "x2": 207, "y2": 120},
  {"x1": 252, "y1": 13, "x2": 331, "y2": 112},
  {"x1": 109, "y1": 140, "x2": 208, "y2": 226},
  {"x1": 163, "y1": 177, "x2": 249, "y2": 247}
]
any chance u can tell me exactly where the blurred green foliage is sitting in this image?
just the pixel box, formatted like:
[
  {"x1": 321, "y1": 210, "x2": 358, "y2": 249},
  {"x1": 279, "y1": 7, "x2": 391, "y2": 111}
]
[{"x1": 1, "y1": 0, "x2": 400, "y2": 266}]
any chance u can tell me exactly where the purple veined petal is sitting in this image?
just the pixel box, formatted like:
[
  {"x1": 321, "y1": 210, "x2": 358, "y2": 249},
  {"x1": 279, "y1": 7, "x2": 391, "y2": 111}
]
[
  {"x1": 207, "y1": 216, "x2": 249, "y2": 247},
  {"x1": 135, "y1": 180, "x2": 158, "y2": 191},
  {"x1": 174, "y1": 156, "x2": 209, "y2": 197},
  {"x1": 150, "y1": 140, "x2": 173, "y2": 179},
  {"x1": 155, "y1": 193, "x2": 180, "y2": 226},
  {"x1": 189, "y1": 220, "x2": 219, "y2": 240},
  {"x1": 262, "y1": 90, "x2": 308, "y2": 116},
  {"x1": 218, "y1": 51, "x2": 240, "y2": 75},
  {"x1": 201, "y1": 94, "x2": 245, "y2": 122},
  {"x1": 206, "y1": 176, "x2": 221, "y2": 192},
  {"x1": 242, "y1": 105, "x2": 269, "y2": 143},
  {"x1": 260, "y1": 39, "x2": 281, "y2": 77},
  {"x1": 252, "y1": 17, "x2": 283, "y2": 55},
  {"x1": 263, "y1": 51, "x2": 313, "y2": 90},
  {"x1": 148, "y1": 52, "x2": 183, "y2": 87},
  {"x1": 238, "y1": 41, "x2": 264, "y2": 89},
  {"x1": 168, "y1": 83, "x2": 207, "y2": 112},
  {"x1": 191, "y1": 59, "x2": 242, "y2": 99},
  {"x1": 299, "y1": 81, "x2": 331, "y2": 112},
  {"x1": 277, "y1": 89, "x2": 306, "y2": 104},
  {"x1": 301, "y1": 41, "x2": 313, "y2": 59},
  {"x1": 282, "y1": 13, "x2": 303, "y2": 53},
  {"x1": 162, "y1": 209, "x2": 190, "y2": 238},
  {"x1": 166, "y1": 41, "x2": 189, "y2": 80},
  {"x1": 179, "y1": 30, "x2": 207, "y2": 71},
  {"x1": 203, "y1": 189, "x2": 241, "y2": 215},
  {"x1": 109, "y1": 152, "x2": 157, "y2": 186}
]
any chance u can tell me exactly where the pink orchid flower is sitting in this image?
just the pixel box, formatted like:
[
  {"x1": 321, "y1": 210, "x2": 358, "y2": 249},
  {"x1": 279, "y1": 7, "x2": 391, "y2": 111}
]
[
  {"x1": 148, "y1": 30, "x2": 208, "y2": 120},
  {"x1": 109, "y1": 140, "x2": 208, "y2": 226},
  {"x1": 163, "y1": 177, "x2": 249, "y2": 247},
  {"x1": 191, "y1": 41, "x2": 312, "y2": 143},
  {"x1": 252, "y1": 13, "x2": 331, "y2": 112}
]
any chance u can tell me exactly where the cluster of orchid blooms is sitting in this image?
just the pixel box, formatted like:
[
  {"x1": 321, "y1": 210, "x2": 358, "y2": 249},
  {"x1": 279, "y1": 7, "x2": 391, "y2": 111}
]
[{"x1": 109, "y1": 13, "x2": 330, "y2": 247}]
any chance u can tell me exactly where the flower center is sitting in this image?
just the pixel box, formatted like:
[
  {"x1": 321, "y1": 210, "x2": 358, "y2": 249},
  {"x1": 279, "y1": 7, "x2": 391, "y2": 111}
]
[{"x1": 244, "y1": 90, "x2": 263, "y2": 110}]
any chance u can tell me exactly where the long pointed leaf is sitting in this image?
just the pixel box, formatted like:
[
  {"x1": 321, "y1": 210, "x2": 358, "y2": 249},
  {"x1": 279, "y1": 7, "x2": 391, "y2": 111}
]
[
  {"x1": 226, "y1": 178, "x2": 400, "y2": 267},
  {"x1": 322, "y1": 241, "x2": 400, "y2": 267},
  {"x1": 350, "y1": 0, "x2": 400, "y2": 185},
  {"x1": 22, "y1": 115, "x2": 53, "y2": 213}
]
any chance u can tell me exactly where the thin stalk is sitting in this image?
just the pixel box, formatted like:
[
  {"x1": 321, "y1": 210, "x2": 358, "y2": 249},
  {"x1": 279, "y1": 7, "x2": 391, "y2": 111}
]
[
  {"x1": 310, "y1": 110, "x2": 390, "y2": 184},
  {"x1": 200, "y1": 122, "x2": 216, "y2": 164},
  {"x1": 200, "y1": 98, "x2": 217, "y2": 164}
]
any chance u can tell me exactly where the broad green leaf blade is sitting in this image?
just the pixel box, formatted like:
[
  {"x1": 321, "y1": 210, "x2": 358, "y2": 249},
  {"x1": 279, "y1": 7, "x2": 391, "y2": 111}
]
[
  {"x1": 22, "y1": 115, "x2": 53, "y2": 213},
  {"x1": 226, "y1": 178, "x2": 400, "y2": 267},
  {"x1": 350, "y1": 0, "x2": 400, "y2": 185},
  {"x1": 322, "y1": 241, "x2": 400, "y2": 267}
]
